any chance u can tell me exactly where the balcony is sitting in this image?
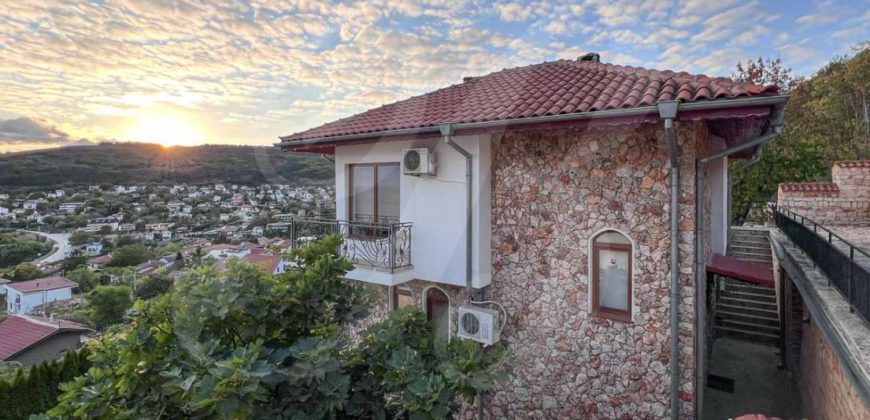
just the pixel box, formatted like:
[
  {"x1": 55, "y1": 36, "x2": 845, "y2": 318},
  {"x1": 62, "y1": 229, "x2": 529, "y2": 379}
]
[{"x1": 290, "y1": 218, "x2": 414, "y2": 284}]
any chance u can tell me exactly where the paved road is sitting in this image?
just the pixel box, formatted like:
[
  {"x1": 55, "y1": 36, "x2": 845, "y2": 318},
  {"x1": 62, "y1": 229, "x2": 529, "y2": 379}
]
[{"x1": 25, "y1": 230, "x2": 72, "y2": 264}]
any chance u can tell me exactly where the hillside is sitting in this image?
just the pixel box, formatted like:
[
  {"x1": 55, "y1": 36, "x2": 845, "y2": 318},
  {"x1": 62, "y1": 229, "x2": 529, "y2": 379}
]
[{"x1": 0, "y1": 143, "x2": 333, "y2": 188}]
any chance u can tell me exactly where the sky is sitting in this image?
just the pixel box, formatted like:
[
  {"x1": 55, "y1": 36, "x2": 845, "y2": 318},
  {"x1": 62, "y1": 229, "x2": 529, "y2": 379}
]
[{"x1": 0, "y1": 0, "x2": 868, "y2": 153}]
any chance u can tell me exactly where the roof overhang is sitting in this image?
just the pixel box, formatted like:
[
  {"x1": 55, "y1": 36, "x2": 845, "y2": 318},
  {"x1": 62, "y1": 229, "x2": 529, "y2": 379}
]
[{"x1": 277, "y1": 95, "x2": 789, "y2": 154}]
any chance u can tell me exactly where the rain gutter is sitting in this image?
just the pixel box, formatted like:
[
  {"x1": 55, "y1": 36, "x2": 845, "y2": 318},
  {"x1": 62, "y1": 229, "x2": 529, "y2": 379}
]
[{"x1": 276, "y1": 96, "x2": 789, "y2": 149}]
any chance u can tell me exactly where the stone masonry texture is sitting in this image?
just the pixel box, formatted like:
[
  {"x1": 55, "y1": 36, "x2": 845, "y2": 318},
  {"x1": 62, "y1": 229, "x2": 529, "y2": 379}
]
[{"x1": 349, "y1": 122, "x2": 713, "y2": 418}]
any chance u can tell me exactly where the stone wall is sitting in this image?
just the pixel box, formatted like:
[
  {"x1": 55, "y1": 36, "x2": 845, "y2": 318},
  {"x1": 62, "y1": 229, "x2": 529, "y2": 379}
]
[
  {"x1": 483, "y1": 122, "x2": 705, "y2": 418},
  {"x1": 778, "y1": 161, "x2": 870, "y2": 225},
  {"x1": 799, "y1": 317, "x2": 870, "y2": 419}
]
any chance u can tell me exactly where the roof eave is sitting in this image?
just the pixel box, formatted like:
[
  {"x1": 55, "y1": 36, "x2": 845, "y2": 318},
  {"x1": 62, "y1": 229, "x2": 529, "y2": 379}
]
[{"x1": 277, "y1": 95, "x2": 789, "y2": 152}]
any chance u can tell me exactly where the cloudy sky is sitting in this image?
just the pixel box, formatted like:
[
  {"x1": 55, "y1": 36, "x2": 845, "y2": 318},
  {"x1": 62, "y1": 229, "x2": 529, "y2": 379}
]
[{"x1": 1, "y1": 0, "x2": 868, "y2": 152}]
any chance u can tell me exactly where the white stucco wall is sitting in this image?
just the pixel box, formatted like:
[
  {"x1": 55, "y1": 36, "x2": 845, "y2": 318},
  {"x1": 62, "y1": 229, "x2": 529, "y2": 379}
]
[
  {"x1": 334, "y1": 134, "x2": 493, "y2": 288},
  {"x1": 709, "y1": 156, "x2": 729, "y2": 254},
  {"x1": 6, "y1": 287, "x2": 73, "y2": 314}
]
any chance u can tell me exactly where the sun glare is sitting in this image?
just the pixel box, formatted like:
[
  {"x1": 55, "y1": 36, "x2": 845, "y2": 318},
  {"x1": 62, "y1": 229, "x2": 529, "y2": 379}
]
[{"x1": 127, "y1": 112, "x2": 204, "y2": 147}]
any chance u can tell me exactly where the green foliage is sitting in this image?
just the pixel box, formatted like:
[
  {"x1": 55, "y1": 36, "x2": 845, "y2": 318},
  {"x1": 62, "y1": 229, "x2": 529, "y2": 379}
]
[
  {"x1": 0, "y1": 143, "x2": 333, "y2": 190},
  {"x1": 0, "y1": 234, "x2": 51, "y2": 269},
  {"x1": 68, "y1": 232, "x2": 97, "y2": 247},
  {"x1": 133, "y1": 274, "x2": 174, "y2": 299},
  {"x1": 731, "y1": 47, "x2": 870, "y2": 220},
  {"x1": 47, "y1": 237, "x2": 511, "y2": 419},
  {"x1": 65, "y1": 267, "x2": 100, "y2": 293},
  {"x1": 0, "y1": 349, "x2": 90, "y2": 420},
  {"x1": 82, "y1": 285, "x2": 133, "y2": 329},
  {"x1": 8, "y1": 262, "x2": 45, "y2": 281},
  {"x1": 108, "y1": 244, "x2": 154, "y2": 267}
]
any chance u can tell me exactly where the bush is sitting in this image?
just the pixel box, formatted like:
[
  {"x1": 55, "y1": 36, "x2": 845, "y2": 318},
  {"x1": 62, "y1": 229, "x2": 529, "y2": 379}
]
[
  {"x1": 47, "y1": 237, "x2": 511, "y2": 419},
  {"x1": 134, "y1": 274, "x2": 173, "y2": 299},
  {"x1": 82, "y1": 285, "x2": 133, "y2": 329},
  {"x1": 64, "y1": 268, "x2": 100, "y2": 293}
]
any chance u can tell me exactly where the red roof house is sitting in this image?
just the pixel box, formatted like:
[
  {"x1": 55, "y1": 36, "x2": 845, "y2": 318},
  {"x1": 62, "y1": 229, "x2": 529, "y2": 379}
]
[
  {"x1": 5, "y1": 276, "x2": 77, "y2": 294},
  {"x1": 276, "y1": 54, "x2": 789, "y2": 418},
  {"x1": 0, "y1": 315, "x2": 91, "y2": 366}
]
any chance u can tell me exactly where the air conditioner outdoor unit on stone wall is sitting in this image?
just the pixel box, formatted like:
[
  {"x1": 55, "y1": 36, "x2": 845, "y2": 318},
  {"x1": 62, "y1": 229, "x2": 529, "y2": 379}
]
[{"x1": 457, "y1": 305, "x2": 500, "y2": 346}]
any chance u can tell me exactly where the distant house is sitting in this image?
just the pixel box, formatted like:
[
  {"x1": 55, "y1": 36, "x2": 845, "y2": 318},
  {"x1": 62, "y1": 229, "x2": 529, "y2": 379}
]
[
  {"x1": 0, "y1": 315, "x2": 91, "y2": 366},
  {"x1": 252, "y1": 226, "x2": 264, "y2": 236},
  {"x1": 0, "y1": 206, "x2": 9, "y2": 217},
  {"x1": 54, "y1": 189, "x2": 65, "y2": 197},
  {"x1": 3, "y1": 277, "x2": 78, "y2": 314},
  {"x1": 87, "y1": 217, "x2": 119, "y2": 231},
  {"x1": 84, "y1": 242, "x2": 103, "y2": 256},
  {"x1": 242, "y1": 253, "x2": 286, "y2": 275},
  {"x1": 88, "y1": 255, "x2": 112, "y2": 271},
  {"x1": 118, "y1": 223, "x2": 136, "y2": 232},
  {"x1": 23, "y1": 200, "x2": 40, "y2": 210},
  {"x1": 59, "y1": 202, "x2": 83, "y2": 213}
]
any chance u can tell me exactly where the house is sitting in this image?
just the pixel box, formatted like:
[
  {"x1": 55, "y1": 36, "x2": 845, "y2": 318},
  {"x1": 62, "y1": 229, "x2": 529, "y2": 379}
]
[
  {"x1": 0, "y1": 315, "x2": 91, "y2": 366},
  {"x1": 54, "y1": 189, "x2": 65, "y2": 197},
  {"x1": 118, "y1": 223, "x2": 136, "y2": 232},
  {"x1": 87, "y1": 217, "x2": 119, "y2": 231},
  {"x1": 84, "y1": 242, "x2": 103, "y2": 256},
  {"x1": 4, "y1": 277, "x2": 78, "y2": 314},
  {"x1": 88, "y1": 254, "x2": 112, "y2": 271},
  {"x1": 59, "y1": 202, "x2": 83, "y2": 213},
  {"x1": 242, "y1": 253, "x2": 287, "y2": 275},
  {"x1": 278, "y1": 55, "x2": 789, "y2": 418},
  {"x1": 167, "y1": 200, "x2": 183, "y2": 214},
  {"x1": 23, "y1": 200, "x2": 41, "y2": 210},
  {"x1": 252, "y1": 226, "x2": 264, "y2": 236},
  {"x1": 0, "y1": 206, "x2": 9, "y2": 217}
]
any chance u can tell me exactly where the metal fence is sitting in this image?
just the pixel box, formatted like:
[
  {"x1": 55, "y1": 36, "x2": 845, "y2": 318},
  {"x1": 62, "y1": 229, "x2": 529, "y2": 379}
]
[
  {"x1": 290, "y1": 218, "x2": 412, "y2": 273},
  {"x1": 774, "y1": 207, "x2": 870, "y2": 324}
]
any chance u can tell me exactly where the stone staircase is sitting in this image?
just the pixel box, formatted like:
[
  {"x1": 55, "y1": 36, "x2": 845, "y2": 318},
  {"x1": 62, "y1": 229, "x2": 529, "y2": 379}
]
[{"x1": 713, "y1": 228, "x2": 780, "y2": 346}]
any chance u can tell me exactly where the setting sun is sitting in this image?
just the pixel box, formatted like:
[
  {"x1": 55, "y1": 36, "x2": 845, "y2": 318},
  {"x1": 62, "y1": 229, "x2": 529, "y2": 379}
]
[{"x1": 127, "y1": 112, "x2": 204, "y2": 147}]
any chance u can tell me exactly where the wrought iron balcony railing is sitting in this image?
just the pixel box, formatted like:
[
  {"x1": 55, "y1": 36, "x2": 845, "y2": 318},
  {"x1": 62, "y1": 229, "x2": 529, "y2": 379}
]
[
  {"x1": 289, "y1": 218, "x2": 412, "y2": 273},
  {"x1": 774, "y1": 206, "x2": 870, "y2": 324}
]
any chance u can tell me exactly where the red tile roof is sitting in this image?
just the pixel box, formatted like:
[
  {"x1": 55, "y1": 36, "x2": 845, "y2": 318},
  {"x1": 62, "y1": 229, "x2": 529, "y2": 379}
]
[
  {"x1": 4, "y1": 276, "x2": 77, "y2": 294},
  {"x1": 0, "y1": 315, "x2": 90, "y2": 360},
  {"x1": 834, "y1": 161, "x2": 870, "y2": 168},
  {"x1": 281, "y1": 59, "x2": 779, "y2": 145},
  {"x1": 780, "y1": 182, "x2": 840, "y2": 193},
  {"x1": 243, "y1": 253, "x2": 282, "y2": 274}
]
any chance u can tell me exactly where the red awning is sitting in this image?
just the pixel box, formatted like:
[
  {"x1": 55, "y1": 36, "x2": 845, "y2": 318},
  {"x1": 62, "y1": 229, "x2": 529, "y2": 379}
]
[{"x1": 707, "y1": 253, "x2": 774, "y2": 288}]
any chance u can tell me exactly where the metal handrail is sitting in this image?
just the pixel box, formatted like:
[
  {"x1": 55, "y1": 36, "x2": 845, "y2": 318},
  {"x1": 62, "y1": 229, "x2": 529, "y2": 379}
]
[
  {"x1": 775, "y1": 206, "x2": 870, "y2": 259},
  {"x1": 774, "y1": 205, "x2": 870, "y2": 323},
  {"x1": 289, "y1": 218, "x2": 412, "y2": 273}
]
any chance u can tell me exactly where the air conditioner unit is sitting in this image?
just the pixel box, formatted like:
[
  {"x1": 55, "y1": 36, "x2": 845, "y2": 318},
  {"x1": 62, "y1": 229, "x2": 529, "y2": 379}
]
[
  {"x1": 457, "y1": 305, "x2": 501, "y2": 346},
  {"x1": 402, "y1": 148, "x2": 435, "y2": 176}
]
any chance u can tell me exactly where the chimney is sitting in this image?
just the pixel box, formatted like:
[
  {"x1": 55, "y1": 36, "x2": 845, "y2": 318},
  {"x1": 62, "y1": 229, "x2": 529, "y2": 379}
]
[
  {"x1": 579, "y1": 52, "x2": 600, "y2": 62},
  {"x1": 463, "y1": 76, "x2": 476, "y2": 83}
]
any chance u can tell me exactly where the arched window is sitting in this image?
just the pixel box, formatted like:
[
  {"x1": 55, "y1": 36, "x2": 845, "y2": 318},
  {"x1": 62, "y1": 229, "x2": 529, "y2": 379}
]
[
  {"x1": 425, "y1": 287, "x2": 451, "y2": 340},
  {"x1": 392, "y1": 285, "x2": 414, "y2": 310},
  {"x1": 591, "y1": 230, "x2": 633, "y2": 322}
]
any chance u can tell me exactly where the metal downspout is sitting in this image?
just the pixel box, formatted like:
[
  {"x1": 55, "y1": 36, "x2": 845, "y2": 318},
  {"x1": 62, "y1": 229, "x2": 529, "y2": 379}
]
[
  {"x1": 693, "y1": 106, "x2": 785, "y2": 419},
  {"x1": 441, "y1": 124, "x2": 474, "y2": 295},
  {"x1": 658, "y1": 100, "x2": 681, "y2": 420}
]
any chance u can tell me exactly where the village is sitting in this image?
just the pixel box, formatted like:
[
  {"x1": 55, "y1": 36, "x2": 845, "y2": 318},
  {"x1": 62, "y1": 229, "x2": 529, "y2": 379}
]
[{"x1": 0, "y1": 181, "x2": 335, "y2": 366}]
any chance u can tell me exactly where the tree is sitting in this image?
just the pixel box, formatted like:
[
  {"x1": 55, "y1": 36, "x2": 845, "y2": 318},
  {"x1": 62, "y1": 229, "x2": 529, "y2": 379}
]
[
  {"x1": 47, "y1": 236, "x2": 510, "y2": 419},
  {"x1": 108, "y1": 244, "x2": 154, "y2": 267},
  {"x1": 65, "y1": 267, "x2": 100, "y2": 293},
  {"x1": 9, "y1": 262, "x2": 45, "y2": 281},
  {"x1": 82, "y1": 285, "x2": 133, "y2": 329},
  {"x1": 61, "y1": 252, "x2": 88, "y2": 272},
  {"x1": 68, "y1": 231, "x2": 96, "y2": 246},
  {"x1": 134, "y1": 274, "x2": 173, "y2": 299}
]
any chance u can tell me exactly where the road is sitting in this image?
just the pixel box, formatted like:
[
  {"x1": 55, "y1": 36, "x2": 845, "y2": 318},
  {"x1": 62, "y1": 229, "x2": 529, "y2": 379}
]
[{"x1": 25, "y1": 230, "x2": 72, "y2": 264}]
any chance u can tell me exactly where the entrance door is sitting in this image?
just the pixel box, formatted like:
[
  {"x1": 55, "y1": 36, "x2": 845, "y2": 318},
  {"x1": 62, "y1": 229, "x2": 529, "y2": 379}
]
[{"x1": 425, "y1": 288, "x2": 450, "y2": 340}]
